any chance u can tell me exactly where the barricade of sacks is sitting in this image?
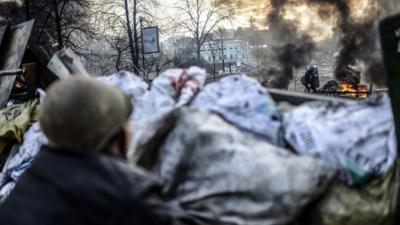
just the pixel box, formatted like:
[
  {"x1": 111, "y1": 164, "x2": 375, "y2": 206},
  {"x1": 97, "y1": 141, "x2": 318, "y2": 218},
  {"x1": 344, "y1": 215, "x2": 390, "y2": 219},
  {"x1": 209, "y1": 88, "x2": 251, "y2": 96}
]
[{"x1": 0, "y1": 67, "x2": 398, "y2": 225}]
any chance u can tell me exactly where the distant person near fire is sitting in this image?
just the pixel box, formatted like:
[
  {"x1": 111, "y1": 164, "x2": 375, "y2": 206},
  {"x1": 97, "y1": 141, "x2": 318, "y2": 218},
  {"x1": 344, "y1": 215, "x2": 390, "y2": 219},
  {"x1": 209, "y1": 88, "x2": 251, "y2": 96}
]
[{"x1": 301, "y1": 66, "x2": 320, "y2": 93}]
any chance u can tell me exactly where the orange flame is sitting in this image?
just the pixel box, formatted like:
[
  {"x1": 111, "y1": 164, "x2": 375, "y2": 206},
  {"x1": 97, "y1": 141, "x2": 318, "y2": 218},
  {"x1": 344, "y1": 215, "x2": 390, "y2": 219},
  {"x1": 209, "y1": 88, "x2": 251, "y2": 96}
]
[{"x1": 339, "y1": 82, "x2": 369, "y2": 98}]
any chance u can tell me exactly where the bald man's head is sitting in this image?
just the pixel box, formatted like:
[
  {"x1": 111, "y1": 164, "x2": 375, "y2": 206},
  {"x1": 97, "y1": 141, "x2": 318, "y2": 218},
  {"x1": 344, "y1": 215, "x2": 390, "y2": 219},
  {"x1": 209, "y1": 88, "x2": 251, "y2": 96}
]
[{"x1": 40, "y1": 77, "x2": 132, "y2": 152}]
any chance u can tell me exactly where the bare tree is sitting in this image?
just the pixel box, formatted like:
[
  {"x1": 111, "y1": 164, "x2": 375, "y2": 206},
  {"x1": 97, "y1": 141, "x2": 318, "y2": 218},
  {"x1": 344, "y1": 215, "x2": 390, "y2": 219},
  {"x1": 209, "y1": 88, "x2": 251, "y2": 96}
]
[
  {"x1": 0, "y1": 0, "x2": 96, "y2": 70},
  {"x1": 93, "y1": 0, "x2": 158, "y2": 75},
  {"x1": 23, "y1": 0, "x2": 95, "y2": 54},
  {"x1": 174, "y1": 0, "x2": 231, "y2": 60},
  {"x1": 204, "y1": 34, "x2": 223, "y2": 79},
  {"x1": 108, "y1": 36, "x2": 131, "y2": 71},
  {"x1": 143, "y1": 51, "x2": 175, "y2": 77}
]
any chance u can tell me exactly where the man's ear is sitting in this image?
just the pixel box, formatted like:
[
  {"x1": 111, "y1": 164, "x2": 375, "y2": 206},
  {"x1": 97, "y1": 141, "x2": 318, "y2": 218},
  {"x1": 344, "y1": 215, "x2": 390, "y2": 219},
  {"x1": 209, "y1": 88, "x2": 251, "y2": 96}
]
[{"x1": 109, "y1": 129, "x2": 129, "y2": 158}]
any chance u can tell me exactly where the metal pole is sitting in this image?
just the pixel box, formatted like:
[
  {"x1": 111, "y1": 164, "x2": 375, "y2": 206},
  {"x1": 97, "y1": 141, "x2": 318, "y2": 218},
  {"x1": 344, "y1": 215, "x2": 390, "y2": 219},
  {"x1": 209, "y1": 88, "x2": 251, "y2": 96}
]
[
  {"x1": 0, "y1": 69, "x2": 24, "y2": 77},
  {"x1": 140, "y1": 18, "x2": 146, "y2": 77},
  {"x1": 221, "y1": 32, "x2": 225, "y2": 72},
  {"x1": 213, "y1": 56, "x2": 216, "y2": 81}
]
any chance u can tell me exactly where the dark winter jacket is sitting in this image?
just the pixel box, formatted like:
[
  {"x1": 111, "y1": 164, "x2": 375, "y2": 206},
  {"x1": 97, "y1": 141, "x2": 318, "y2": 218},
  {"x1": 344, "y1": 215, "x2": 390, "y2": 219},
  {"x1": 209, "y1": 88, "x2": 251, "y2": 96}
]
[{"x1": 0, "y1": 146, "x2": 172, "y2": 225}]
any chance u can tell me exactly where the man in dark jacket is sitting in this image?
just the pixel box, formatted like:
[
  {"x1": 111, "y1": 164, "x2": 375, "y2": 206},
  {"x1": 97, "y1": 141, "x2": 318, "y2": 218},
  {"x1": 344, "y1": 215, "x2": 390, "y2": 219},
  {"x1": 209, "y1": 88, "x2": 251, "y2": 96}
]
[
  {"x1": 301, "y1": 66, "x2": 320, "y2": 93},
  {"x1": 0, "y1": 77, "x2": 173, "y2": 225}
]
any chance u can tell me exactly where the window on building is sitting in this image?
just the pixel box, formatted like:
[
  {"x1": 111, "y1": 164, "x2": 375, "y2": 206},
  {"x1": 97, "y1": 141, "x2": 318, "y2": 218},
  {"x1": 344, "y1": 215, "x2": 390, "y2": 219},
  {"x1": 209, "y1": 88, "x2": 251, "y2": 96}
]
[
  {"x1": 224, "y1": 55, "x2": 227, "y2": 59},
  {"x1": 230, "y1": 54, "x2": 233, "y2": 59}
]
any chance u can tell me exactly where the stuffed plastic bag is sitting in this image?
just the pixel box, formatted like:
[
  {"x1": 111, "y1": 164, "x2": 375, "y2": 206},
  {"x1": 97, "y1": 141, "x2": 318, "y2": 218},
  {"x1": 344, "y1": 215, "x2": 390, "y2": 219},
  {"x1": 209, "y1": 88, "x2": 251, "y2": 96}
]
[
  {"x1": 134, "y1": 108, "x2": 335, "y2": 225},
  {"x1": 133, "y1": 67, "x2": 206, "y2": 122},
  {"x1": 301, "y1": 159, "x2": 400, "y2": 225},
  {"x1": 283, "y1": 94, "x2": 397, "y2": 184},
  {"x1": 191, "y1": 75, "x2": 283, "y2": 146},
  {"x1": 98, "y1": 70, "x2": 149, "y2": 104},
  {"x1": 0, "y1": 123, "x2": 48, "y2": 199},
  {"x1": 129, "y1": 67, "x2": 206, "y2": 156}
]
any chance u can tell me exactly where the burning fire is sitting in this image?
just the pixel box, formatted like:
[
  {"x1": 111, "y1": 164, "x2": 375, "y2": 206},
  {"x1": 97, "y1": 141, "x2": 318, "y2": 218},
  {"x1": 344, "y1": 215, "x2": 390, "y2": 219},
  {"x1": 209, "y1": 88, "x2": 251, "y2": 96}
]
[{"x1": 339, "y1": 82, "x2": 369, "y2": 98}]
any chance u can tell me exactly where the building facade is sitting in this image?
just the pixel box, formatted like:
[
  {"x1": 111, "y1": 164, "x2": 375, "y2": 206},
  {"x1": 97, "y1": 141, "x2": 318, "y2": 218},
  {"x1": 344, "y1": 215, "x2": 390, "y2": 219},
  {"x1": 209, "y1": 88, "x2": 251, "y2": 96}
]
[{"x1": 200, "y1": 39, "x2": 250, "y2": 68}]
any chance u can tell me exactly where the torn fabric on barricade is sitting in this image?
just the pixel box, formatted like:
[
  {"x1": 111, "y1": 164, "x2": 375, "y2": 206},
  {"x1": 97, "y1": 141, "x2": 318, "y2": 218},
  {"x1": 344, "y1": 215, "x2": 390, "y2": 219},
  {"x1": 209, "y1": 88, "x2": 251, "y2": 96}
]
[
  {"x1": 133, "y1": 67, "x2": 206, "y2": 121},
  {"x1": 98, "y1": 70, "x2": 149, "y2": 104},
  {"x1": 134, "y1": 108, "x2": 335, "y2": 225},
  {"x1": 0, "y1": 123, "x2": 48, "y2": 199},
  {"x1": 191, "y1": 75, "x2": 283, "y2": 146},
  {"x1": 129, "y1": 67, "x2": 206, "y2": 157},
  {"x1": 283, "y1": 94, "x2": 397, "y2": 185},
  {"x1": 0, "y1": 100, "x2": 39, "y2": 155}
]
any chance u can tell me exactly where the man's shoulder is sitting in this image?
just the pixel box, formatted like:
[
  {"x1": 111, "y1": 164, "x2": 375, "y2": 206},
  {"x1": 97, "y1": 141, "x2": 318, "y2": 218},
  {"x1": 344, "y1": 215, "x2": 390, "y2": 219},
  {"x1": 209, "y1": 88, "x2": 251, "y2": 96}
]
[
  {"x1": 29, "y1": 149, "x2": 158, "y2": 196},
  {"x1": 100, "y1": 156, "x2": 148, "y2": 177},
  {"x1": 97, "y1": 155, "x2": 160, "y2": 194}
]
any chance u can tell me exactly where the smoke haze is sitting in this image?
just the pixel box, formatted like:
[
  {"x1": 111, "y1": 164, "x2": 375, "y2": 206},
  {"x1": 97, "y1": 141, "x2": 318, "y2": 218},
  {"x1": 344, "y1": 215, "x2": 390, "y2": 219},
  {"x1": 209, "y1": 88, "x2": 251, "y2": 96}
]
[{"x1": 221, "y1": 0, "x2": 386, "y2": 88}]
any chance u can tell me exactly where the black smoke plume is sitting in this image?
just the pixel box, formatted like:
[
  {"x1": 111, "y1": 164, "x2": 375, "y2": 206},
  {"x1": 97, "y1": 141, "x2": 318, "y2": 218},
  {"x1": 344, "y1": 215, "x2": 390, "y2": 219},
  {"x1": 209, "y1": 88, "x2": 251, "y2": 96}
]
[
  {"x1": 365, "y1": 60, "x2": 386, "y2": 87},
  {"x1": 269, "y1": 40, "x2": 315, "y2": 89},
  {"x1": 308, "y1": 0, "x2": 385, "y2": 86},
  {"x1": 267, "y1": 0, "x2": 386, "y2": 88},
  {"x1": 267, "y1": 0, "x2": 316, "y2": 89}
]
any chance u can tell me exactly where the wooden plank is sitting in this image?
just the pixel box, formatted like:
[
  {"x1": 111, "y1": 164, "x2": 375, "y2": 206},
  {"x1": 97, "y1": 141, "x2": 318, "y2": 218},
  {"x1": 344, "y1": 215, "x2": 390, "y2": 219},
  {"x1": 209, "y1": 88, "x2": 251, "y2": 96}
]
[
  {"x1": 0, "y1": 25, "x2": 9, "y2": 60},
  {"x1": 206, "y1": 74, "x2": 354, "y2": 105},
  {"x1": 0, "y1": 20, "x2": 34, "y2": 108},
  {"x1": 268, "y1": 88, "x2": 353, "y2": 106}
]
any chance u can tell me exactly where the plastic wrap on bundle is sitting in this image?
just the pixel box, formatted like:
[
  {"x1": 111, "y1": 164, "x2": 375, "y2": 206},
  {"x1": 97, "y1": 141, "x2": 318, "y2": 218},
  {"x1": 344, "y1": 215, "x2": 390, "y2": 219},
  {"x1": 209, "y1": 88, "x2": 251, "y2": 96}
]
[
  {"x1": 283, "y1": 94, "x2": 397, "y2": 185},
  {"x1": 191, "y1": 75, "x2": 283, "y2": 146},
  {"x1": 134, "y1": 108, "x2": 335, "y2": 225}
]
